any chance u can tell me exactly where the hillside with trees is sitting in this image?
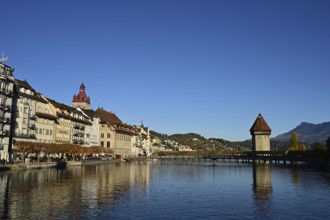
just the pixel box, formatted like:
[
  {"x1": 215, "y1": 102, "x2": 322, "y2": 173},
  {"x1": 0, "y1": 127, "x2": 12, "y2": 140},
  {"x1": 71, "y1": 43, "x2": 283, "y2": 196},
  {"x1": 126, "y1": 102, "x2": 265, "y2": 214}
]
[{"x1": 150, "y1": 131, "x2": 252, "y2": 151}]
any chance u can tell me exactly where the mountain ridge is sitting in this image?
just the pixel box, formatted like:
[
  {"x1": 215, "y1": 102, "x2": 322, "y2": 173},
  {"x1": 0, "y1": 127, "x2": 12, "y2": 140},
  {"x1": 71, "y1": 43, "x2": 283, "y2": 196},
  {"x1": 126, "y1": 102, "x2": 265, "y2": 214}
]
[{"x1": 273, "y1": 121, "x2": 330, "y2": 143}]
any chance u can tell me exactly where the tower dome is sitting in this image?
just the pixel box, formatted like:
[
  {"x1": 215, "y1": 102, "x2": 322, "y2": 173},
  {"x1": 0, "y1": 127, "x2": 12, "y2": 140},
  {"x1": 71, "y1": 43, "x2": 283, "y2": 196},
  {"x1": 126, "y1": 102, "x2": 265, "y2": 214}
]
[{"x1": 72, "y1": 82, "x2": 91, "y2": 109}]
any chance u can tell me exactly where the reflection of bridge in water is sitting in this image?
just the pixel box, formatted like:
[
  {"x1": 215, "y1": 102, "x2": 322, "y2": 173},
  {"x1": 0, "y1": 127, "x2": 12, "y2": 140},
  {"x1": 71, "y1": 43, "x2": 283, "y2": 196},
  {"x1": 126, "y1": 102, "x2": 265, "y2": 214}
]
[{"x1": 152, "y1": 152, "x2": 329, "y2": 167}]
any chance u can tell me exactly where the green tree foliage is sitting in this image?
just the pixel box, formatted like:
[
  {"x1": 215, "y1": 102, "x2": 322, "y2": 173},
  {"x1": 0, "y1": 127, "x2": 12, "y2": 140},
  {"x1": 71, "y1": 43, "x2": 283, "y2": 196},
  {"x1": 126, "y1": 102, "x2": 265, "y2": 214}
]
[{"x1": 289, "y1": 132, "x2": 298, "y2": 151}]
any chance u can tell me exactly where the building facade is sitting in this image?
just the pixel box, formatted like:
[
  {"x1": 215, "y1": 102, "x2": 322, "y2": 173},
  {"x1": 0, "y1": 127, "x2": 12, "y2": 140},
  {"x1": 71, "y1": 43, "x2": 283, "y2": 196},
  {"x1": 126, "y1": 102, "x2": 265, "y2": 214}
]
[
  {"x1": 80, "y1": 109, "x2": 100, "y2": 146},
  {"x1": 35, "y1": 94, "x2": 57, "y2": 143},
  {"x1": 0, "y1": 62, "x2": 15, "y2": 163},
  {"x1": 14, "y1": 80, "x2": 41, "y2": 142},
  {"x1": 134, "y1": 125, "x2": 151, "y2": 156},
  {"x1": 47, "y1": 98, "x2": 72, "y2": 144},
  {"x1": 69, "y1": 110, "x2": 91, "y2": 145},
  {"x1": 96, "y1": 108, "x2": 136, "y2": 158}
]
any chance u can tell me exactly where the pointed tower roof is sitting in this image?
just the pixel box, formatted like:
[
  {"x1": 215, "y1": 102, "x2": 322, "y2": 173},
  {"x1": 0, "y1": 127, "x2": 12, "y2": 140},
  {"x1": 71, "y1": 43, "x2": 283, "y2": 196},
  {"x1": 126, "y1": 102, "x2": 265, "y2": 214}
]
[
  {"x1": 73, "y1": 82, "x2": 90, "y2": 104},
  {"x1": 72, "y1": 82, "x2": 91, "y2": 110},
  {"x1": 250, "y1": 113, "x2": 271, "y2": 134}
]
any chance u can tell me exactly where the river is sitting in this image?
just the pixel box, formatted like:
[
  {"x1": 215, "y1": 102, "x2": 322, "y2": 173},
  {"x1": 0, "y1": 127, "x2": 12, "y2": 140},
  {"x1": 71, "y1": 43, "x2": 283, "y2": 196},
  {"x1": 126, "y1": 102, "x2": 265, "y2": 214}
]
[{"x1": 0, "y1": 159, "x2": 330, "y2": 219}]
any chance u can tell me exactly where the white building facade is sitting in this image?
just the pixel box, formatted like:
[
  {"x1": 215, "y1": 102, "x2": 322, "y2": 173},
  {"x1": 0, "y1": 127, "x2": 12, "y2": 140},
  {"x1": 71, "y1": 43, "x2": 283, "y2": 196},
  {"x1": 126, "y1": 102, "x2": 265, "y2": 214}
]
[{"x1": 0, "y1": 62, "x2": 15, "y2": 163}]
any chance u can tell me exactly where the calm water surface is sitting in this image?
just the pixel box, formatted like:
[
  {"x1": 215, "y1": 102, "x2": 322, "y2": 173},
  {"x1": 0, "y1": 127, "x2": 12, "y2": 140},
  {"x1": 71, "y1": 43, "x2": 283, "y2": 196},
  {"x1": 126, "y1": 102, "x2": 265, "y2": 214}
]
[{"x1": 1, "y1": 160, "x2": 330, "y2": 219}]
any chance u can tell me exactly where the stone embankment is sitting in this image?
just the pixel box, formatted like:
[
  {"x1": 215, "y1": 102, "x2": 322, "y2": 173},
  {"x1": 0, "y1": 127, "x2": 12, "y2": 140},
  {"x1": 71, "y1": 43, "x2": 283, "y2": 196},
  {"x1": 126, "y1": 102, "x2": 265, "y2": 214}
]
[{"x1": 0, "y1": 159, "x2": 121, "y2": 171}]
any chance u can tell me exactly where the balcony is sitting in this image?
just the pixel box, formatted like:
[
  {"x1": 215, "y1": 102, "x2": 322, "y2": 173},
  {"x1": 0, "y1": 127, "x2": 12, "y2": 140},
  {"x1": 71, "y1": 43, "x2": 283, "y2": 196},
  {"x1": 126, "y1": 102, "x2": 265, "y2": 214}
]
[
  {"x1": 5, "y1": 91, "x2": 13, "y2": 96},
  {"x1": 1, "y1": 130, "x2": 9, "y2": 136},
  {"x1": 4, "y1": 106, "x2": 11, "y2": 112},
  {"x1": 15, "y1": 133, "x2": 36, "y2": 139},
  {"x1": 4, "y1": 118, "x2": 10, "y2": 124},
  {"x1": 29, "y1": 124, "x2": 36, "y2": 130},
  {"x1": 30, "y1": 115, "x2": 37, "y2": 121}
]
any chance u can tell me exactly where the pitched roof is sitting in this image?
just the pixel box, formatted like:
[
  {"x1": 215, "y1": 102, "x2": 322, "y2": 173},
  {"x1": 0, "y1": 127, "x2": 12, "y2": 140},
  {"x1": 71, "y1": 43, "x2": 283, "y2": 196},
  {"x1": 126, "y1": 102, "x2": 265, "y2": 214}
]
[
  {"x1": 250, "y1": 114, "x2": 271, "y2": 134},
  {"x1": 81, "y1": 109, "x2": 99, "y2": 119},
  {"x1": 95, "y1": 108, "x2": 122, "y2": 125},
  {"x1": 35, "y1": 112, "x2": 58, "y2": 121},
  {"x1": 46, "y1": 97, "x2": 74, "y2": 112},
  {"x1": 16, "y1": 79, "x2": 45, "y2": 102},
  {"x1": 16, "y1": 79, "x2": 34, "y2": 90}
]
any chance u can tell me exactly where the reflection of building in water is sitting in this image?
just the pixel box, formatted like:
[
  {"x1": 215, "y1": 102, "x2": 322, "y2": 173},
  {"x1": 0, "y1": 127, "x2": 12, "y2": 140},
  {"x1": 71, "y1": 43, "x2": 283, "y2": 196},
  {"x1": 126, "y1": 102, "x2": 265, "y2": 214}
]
[
  {"x1": 253, "y1": 163, "x2": 272, "y2": 213},
  {"x1": 0, "y1": 173, "x2": 11, "y2": 218},
  {"x1": 1, "y1": 168, "x2": 83, "y2": 219},
  {"x1": 80, "y1": 162, "x2": 152, "y2": 214},
  {"x1": 0, "y1": 163, "x2": 152, "y2": 219}
]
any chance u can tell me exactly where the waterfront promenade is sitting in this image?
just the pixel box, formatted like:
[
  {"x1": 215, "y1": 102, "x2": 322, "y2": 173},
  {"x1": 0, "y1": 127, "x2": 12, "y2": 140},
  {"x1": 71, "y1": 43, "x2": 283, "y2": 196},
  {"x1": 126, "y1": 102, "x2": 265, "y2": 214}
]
[
  {"x1": 0, "y1": 159, "x2": 120, "y2": 171},
  {"x1": 1, "y1": 151, "x2": 329, "y2": 171}
]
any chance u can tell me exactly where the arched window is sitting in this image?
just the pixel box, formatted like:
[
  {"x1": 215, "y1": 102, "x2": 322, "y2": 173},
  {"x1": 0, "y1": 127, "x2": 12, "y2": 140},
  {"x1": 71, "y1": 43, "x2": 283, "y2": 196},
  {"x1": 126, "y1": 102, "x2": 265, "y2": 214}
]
[
  {"x1": 101, "y1": 141, "x2": 104, "y2": 147},
  {"x1": 107, "y1": 141, "x2": 110, "y2": 148}
]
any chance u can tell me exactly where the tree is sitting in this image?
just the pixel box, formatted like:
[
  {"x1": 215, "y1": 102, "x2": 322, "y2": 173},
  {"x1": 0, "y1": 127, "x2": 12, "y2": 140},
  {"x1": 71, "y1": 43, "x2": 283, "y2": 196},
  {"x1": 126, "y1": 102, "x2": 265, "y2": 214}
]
[
  {"x1": 289, "y1": 132, "x2": 298, "y2": 151},
  {"x1": 297, "y1": 144, "x2": 307, "y2": 151},
  {"x1": 311, "y1": 142, "x2": 326, "y2": 151},
  {"x1": 326, "y1": 136, "x2": 330, "y2": 152}
]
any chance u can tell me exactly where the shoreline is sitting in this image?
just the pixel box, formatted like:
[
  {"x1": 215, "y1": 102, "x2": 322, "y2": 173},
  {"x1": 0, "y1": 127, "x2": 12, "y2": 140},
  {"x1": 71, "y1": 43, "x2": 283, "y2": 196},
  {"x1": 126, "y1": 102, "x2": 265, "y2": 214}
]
[{"x1": 0, "y1": 159, "x2": 122, "y2": 171}]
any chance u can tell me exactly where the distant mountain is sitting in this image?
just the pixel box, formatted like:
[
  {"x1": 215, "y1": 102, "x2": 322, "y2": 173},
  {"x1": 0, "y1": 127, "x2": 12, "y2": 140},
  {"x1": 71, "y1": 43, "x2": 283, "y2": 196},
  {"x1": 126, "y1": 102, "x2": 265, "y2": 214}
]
[{"x1": 273, "y1": 122, "x2": 330, "y2": 144}]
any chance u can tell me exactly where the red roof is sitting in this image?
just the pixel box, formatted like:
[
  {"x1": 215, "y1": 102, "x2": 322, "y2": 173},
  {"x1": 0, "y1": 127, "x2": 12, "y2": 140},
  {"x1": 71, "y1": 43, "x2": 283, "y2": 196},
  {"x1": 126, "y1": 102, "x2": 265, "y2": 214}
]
[
  {"x1": 250, "y1": 114, "x2": 271, "y2": 134},
  {"x1": 95, "y1": 108, "x2": 122, "y2": 125},
  {"x1": 95, "y1": 108, "x2": 136, "y2": 135},
  {"x1": 73, "y1": 83, "x2": 90, "y2": 104}
]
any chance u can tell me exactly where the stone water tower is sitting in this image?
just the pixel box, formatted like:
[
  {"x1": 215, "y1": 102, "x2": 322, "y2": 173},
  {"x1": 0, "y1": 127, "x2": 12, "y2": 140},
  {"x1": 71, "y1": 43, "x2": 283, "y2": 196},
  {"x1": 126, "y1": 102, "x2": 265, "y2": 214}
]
[{"x1": 250, "y1": 114, "x2": 271, "y2": 151}]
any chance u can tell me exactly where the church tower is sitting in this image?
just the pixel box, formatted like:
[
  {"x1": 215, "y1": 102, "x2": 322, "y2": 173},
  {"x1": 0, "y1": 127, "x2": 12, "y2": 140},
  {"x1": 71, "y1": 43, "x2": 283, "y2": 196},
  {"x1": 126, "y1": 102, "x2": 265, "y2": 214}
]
[
  {"x1": 72, "y1": 82, "x2": 91, "y2": 109},
  {"x1": 250, "y1": 114, "x2": 271, "y2": 151}
]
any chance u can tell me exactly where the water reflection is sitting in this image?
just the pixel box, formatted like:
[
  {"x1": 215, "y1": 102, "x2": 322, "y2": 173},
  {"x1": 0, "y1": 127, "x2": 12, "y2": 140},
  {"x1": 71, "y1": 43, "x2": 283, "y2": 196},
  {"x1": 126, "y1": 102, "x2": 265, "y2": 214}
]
[
  {"x1": 0, "y1": 162, "x2": 151, "y2": 219},
  {"x1": 252, "y1": 162, "x2": 272, "y2": 215},
  {"x1": 2, "y1": 160, "x2": 330, "y2": 219}
]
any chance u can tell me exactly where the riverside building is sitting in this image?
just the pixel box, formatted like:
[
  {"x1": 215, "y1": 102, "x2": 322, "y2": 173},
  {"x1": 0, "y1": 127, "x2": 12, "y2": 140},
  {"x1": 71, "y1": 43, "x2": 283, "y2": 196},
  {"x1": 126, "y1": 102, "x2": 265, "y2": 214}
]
[
  {"x1": 95, "y1": 108, "x2": 136, "y2": 159},
  {"x1": 14, "y1": 79, "x2": 41, "y2": 142},
  {"x1": 0, "y1": 62, "x2": 15, "y2": 163}
]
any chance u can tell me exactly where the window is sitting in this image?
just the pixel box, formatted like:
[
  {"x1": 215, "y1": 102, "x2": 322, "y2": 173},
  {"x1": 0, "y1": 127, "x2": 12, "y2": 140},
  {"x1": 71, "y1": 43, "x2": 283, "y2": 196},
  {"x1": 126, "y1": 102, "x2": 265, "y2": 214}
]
[
  {"x1": 107, "y1": 141, "x2": 110, "y2": 148},
  {"x1": 107, "y1": 133, "x2": 110, "y2": 138},
  {"x1": 100, "y1": 141, "x2": 104, "y2": 147},
  {"x1": 101, "y1": 133, "x2": 104, "y2": 138}
]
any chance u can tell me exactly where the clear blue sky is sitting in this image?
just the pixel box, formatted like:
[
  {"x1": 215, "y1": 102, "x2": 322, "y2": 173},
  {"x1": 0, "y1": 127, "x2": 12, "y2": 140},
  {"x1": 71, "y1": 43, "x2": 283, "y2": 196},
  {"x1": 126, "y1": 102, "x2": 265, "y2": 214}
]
[{"x1": 1, "y1": 0, "x2": 330, "y2": 141}]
